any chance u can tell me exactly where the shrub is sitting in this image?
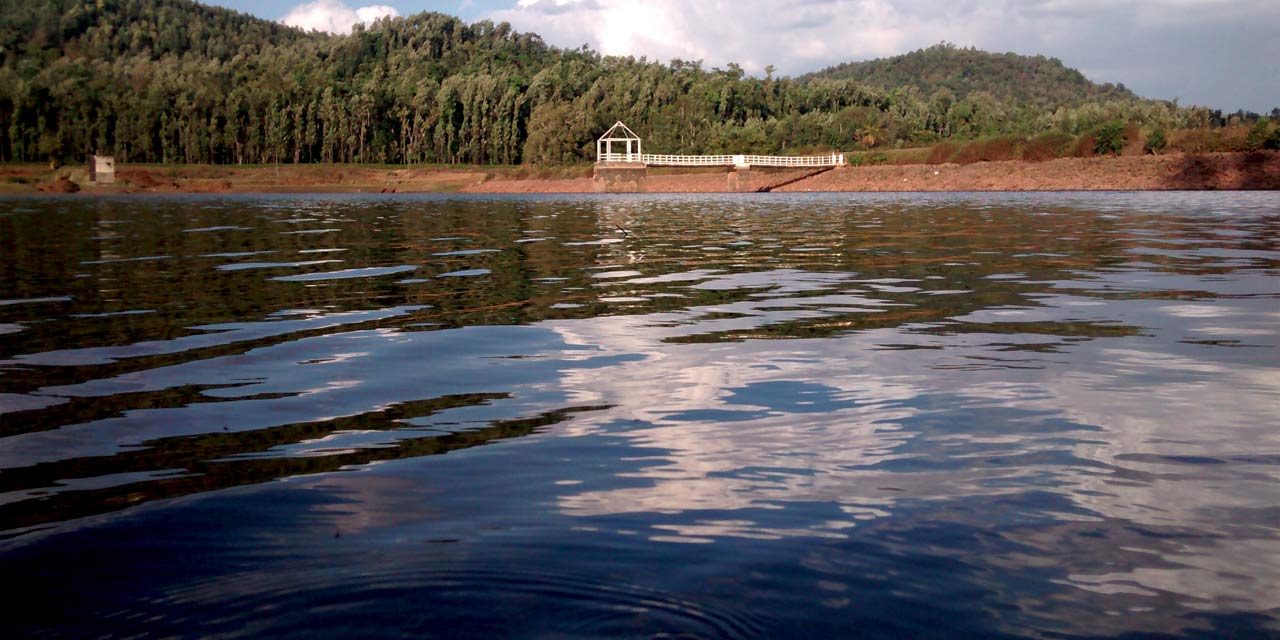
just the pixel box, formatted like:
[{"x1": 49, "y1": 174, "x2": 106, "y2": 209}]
[
  {"x1": 1072, "y1": 134, "x2": 1097, "y2": 157},
  {"x1": 1124, "y1": 123, "x2": 1142, "y2": 146},
  {"x1": 976, "y1": 136, "x2": 1022, "y2": 162},
  {"x1": 1094, "y1": 120, "x2": 1126, "y2": 155},
  {"x1": 1172, "y1": 127, "x2": 1246, "y2": 153},
  {"x1": 950, "y1": 141, "x2": 983, "y2": 164},
  {"x1": 925, "y1": 142, "x2": 958, "y2": 164},
  {"x1": 1267, "y1": 127, "x2": 1280, "y2": 151},
  {"x1": 1023, "y1": 132, "x2": 1074, "y2": 162},
  {"x1": 1173, "y1": 128, "x2": 1215, "y2": 153},
  {"x1": 1245, "y1": 118, "x2": 1272, "y2": 151},
  {"x1": 1144, "y1": 129, "x2": 1167, "y2": 155}
]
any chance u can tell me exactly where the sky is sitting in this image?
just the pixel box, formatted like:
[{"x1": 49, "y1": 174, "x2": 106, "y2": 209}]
[{"x1": 207, "y1": 0, "x2": 1280, "y2": 113}]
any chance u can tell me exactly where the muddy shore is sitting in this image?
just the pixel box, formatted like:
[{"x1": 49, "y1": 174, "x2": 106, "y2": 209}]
[
  {"x1": 470, "y1": 152, "x2": 1280, "y2": 193},
  {"x1": 3, "y1": 151, "x2": 1276, "y2": 195}
]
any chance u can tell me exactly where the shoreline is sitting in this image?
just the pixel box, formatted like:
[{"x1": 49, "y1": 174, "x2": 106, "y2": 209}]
[{"x1": 2, "y1": 151, "x2": 1276, "y2": 195}]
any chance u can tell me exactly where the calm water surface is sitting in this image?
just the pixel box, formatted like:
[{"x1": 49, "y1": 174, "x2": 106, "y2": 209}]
[{"x1": 1, "y1": 192, "x2": 1278, "y2": 638}]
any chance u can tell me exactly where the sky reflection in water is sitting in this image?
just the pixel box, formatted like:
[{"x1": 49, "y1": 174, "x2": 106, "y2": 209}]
[{"x1": 0, "y1": 192, "x2": 1278, "y2": 638}]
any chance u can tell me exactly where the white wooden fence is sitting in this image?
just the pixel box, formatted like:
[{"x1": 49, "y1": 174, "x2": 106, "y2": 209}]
[{"x1": 599, "y1": 153, "x2": 845, "y2": 168}]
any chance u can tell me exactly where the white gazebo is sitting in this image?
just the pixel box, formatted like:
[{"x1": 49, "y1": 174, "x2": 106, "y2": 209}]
[{"x1": 596, "y1": 121, "x2": 643, "y2": 163}]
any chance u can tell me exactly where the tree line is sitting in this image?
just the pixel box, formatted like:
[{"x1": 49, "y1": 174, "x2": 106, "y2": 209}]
[{"x1": 0, "y1": 0, "x2": 1249, "y2": 166}]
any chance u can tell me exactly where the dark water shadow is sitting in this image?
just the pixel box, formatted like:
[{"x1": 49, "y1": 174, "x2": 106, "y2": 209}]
[{"x1": 0, "y1": 399, "x2": 607, "y2": 537}]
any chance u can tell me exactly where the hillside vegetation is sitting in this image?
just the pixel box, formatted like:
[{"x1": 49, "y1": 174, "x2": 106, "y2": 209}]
[
  {"x1": 0, "y1": 0, "x2": 1234, "y2": 166},
  {"x1": 808, "y1": 44, "x2": 1136, "y2": 109}
]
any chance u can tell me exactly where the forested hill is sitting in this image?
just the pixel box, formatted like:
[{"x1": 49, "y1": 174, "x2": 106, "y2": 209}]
[
  {"x1": 0, "y1": 0, "x2": 309, "y2": 64},
  {"x1": 0, "y1": 0, "x2": 1203, "y2": 166},
  {"x1": 807, "y1": 44, "x2": 1136, "y2": 109}
]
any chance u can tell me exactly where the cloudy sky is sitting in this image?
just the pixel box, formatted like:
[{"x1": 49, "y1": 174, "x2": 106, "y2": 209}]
[{"x1": 207, "y1": 0, "x2": 1279, "y2": 112}]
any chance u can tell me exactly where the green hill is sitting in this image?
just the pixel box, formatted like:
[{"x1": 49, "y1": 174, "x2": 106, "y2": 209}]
[
  {"x1": 806, "y1": 43, "x2": 1137, "y2": 109},
  {"x1": 0, "y1": 0, "x2": 309, "y2": 64}
]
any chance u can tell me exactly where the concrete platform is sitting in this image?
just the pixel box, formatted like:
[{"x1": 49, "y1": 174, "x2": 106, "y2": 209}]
[
  {"x1": 727, "y1": 167, "x2": 753, "y2": 192},
  {"x1": 593, "y1": 162, "x2": 647, "y2": 193}
]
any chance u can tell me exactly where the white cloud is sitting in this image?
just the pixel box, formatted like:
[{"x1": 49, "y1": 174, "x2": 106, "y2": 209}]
[
  {"x1": 281, "y1": 0, "x2": 400, "y2": 34},
  {"x1": 489, "y1": 0, "x2": 998, "y2": 76},
  {"x1": 487, "y1": 0, "x2": 1280, "y2": 110},
  {"x1": 356, "y1": 4, "x2": 399, "y2": 23}
]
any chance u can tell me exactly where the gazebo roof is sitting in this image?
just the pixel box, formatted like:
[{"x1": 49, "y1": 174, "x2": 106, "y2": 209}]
[{"x1": 598, "y1": 121, "x2": 641, "y2": 142}]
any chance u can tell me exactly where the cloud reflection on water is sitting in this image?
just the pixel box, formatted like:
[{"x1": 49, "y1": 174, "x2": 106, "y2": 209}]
[{"x1": 535, "y1": 268, "x2": 1280, "y2": 619}]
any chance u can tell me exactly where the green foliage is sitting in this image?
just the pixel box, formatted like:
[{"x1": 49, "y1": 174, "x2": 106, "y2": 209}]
[
  {"x1": 808, "y1": 43, "x2": 1136, "y2": 111},
  {"x1": 1094, "y1": 121, "x2": 1127, "y2": 155},
  {"x1": 1144, "y1": 129, "x2": 1167, "y2": 154},
  {"x1": 1173, "y1": 127, "x2": 1248, "y2": 154},
  {"x1": 1266, "y1": 127, "x2": 1280, "y2": 151},
  {"x1": 0, "y1": 2, "x2": 1223, "y2": 165},
  {"x1": 925, "y1": 135, "x2": 1044, "y2": 164},
  {"x1": 845, "y1": 152, "x2": 890, "y2": 166},
  {"x1": 1245, "y1": 118, "x2": 1272, "y2": 151}
]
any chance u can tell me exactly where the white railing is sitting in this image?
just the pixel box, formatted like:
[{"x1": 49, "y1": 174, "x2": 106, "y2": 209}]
[
  {"x1": 641, "y1": 154, "x2": 738, "y2": 166},
  {"x1": 599, "y1": 153, "x2": 845, "y2": 167},
  {"x1": 598, "y1": 153, "x2": 649, "y2": 164},
  {"x1": 741, "y1": 154, "x2": 846, "y2": 167}
]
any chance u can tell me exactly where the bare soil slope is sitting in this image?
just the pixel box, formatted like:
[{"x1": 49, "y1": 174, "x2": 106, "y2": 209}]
[{"x1": 778, "y1": 152, "x2": 1280, "y2": 192}]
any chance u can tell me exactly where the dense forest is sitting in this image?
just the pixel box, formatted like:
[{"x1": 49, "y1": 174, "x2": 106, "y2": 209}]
[
  {"x1": 0, "y1": 0, "x2": 1259, "y2": 166},
  {"x1": 807, "y1": 44, "x2": 1137, "y2": 109}
]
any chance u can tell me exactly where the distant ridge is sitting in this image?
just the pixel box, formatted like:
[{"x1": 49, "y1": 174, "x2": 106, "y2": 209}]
[{"x1": 805, "y1": 43, "x2": 1137, "y2": 108}]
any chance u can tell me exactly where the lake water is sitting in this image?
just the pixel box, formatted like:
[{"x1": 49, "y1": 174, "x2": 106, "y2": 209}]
[{"x1": 1, "y1": 192, "x2": 1278, "y2": 638}]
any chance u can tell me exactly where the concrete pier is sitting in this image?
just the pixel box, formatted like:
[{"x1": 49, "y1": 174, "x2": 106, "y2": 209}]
[
  {"x1": 593, "y1": 162, "x2": 647, "y2": 193},
  {"x1": 727, "y1": 167, "x2": 754, "y2": 192}
]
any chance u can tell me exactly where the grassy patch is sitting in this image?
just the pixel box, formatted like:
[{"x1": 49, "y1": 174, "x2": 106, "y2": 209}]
[{"x1": 1171, "y1": 125, "x2": 1251, "y2": 153}]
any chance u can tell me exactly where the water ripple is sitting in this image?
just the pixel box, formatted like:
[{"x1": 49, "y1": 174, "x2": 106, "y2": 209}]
[{"x1": 0, "y1": 192, "x2": 1277, "y2": 638}]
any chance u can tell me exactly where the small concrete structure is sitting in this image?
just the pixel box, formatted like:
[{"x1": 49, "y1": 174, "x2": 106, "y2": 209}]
[
  {"x1": 88, "y1": 155, "x2": 115, "y2": 184},
  {"x1": 593, "y1": 162, "x2": 647, "y2": 193}
]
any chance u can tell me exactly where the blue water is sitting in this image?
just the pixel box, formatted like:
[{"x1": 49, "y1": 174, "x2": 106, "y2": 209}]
[{"x1": 1, "y1": 192, "x2": 1278, "y2": 638}]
